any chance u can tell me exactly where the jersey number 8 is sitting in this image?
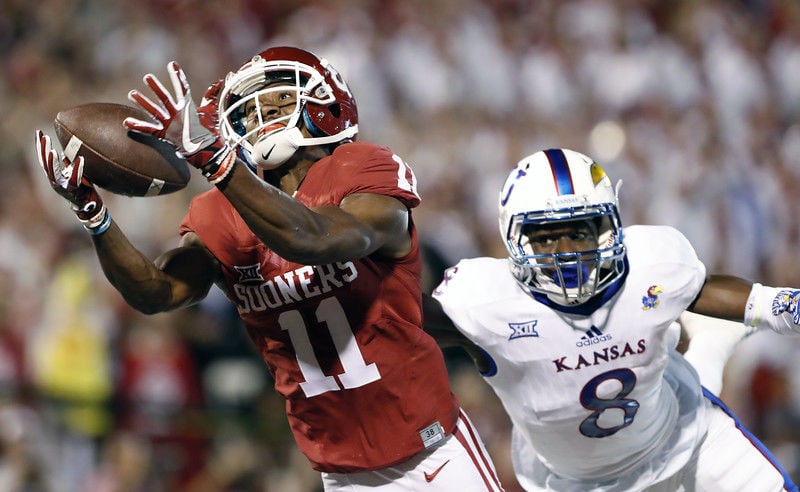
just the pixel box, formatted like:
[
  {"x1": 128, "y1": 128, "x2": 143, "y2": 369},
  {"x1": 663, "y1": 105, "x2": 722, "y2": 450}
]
[{"x1": 578, "y1": 368, "x2": 639, "y2": 438}]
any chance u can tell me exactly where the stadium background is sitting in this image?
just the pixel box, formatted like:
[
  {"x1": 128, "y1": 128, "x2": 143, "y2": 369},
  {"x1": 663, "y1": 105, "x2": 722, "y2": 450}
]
[{"x1": 2, "y1": 0, "x2": 800, "y2": 490}]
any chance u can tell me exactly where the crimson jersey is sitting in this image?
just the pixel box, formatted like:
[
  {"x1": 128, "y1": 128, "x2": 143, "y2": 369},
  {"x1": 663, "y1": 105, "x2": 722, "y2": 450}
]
[{"x1": 180, "y1": 142, "x2": 459, "y2": 473}]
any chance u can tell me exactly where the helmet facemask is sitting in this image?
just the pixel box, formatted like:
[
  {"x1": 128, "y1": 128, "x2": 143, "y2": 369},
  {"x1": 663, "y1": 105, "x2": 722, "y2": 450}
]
[
  {"x1": 219, "y1": 52, "x2": 359, "y2": 171},
  {"x1": 506, "y1": 208, "x2": 625, "y2": 306}
]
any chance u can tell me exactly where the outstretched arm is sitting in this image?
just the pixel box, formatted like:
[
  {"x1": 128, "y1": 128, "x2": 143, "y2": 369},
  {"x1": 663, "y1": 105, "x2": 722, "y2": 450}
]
[
  {"x1": 690, "y1": 274, "x2": 800, "y2": 336},
  {"x1": 688, "y1": 274, "x2": 752, "y2": 320},
  {"x1": 34, "y1": 130, "x2": 218, "y2": 314},
  {"x1": 91, "y1": 227, "x2": 219, "y2": 314},
  {"x1": 422, "y1": 293, "x2": 490, "y2": 373},
  {"x1": 217, "y1": 164, "x2": 413, "y2": 264}
]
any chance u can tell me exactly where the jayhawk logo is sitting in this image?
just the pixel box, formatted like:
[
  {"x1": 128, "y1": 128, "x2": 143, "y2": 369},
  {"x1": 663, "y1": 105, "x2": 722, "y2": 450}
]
[
  {"x1": 772, "y1": 290, "x2": 800, "y2": 325},
  {"x1": 642, "y1": 285, "x2": 663, "y2": 310}
]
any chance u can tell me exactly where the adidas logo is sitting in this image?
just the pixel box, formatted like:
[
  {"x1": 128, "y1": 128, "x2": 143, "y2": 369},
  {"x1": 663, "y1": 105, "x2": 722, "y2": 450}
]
[{"x1": 576, "y1": 325, "x2": 613, "y2": 347}]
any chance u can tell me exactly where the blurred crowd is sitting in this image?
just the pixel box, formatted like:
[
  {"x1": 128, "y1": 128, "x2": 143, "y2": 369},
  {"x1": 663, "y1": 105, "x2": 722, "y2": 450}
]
[{"x1": 2, "y1": 0, "x2": 800, "y2": 490}]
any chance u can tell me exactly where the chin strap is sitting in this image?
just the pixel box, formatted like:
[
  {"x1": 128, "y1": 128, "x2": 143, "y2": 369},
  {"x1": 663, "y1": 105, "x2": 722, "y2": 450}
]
[
  {"x1": 249, "y1": 124, "x2": 358, "y2": 170},
  {"x1": 251, "y1": 127, "x2": 303, "y2": 170}
]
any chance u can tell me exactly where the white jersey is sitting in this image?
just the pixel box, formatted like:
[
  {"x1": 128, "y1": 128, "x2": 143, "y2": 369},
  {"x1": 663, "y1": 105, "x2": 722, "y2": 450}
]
[{"x1": 433, "y1": 225, "x2": 709, "y2": 490}]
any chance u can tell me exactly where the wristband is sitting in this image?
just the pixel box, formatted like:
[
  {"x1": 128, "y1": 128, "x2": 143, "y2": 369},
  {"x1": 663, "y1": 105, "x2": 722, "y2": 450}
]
[
  {"x1": 744, "y1": 283, "x2": 766, "y2": 331},
  {"x1": 744, "y1": 283, "x2": 800, "y2": 335},
  {"x1": 82, "y1": 209, "x2": 112, "y2": 235},
  {"x1": 202, "y1": 148, "x2": 236, "y2": 185}
]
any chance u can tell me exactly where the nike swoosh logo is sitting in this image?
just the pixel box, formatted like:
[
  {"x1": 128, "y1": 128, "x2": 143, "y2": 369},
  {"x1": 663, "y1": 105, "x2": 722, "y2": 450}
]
[
  {"x1": 261, "y1": 144, "x2": 276, "y2": 162},
  {"x1": 182, "y1": 110, "x2": 204, "y2": 154},
  {"x1": 423, "y1": 459, "x2": 450, "y2": 483}
]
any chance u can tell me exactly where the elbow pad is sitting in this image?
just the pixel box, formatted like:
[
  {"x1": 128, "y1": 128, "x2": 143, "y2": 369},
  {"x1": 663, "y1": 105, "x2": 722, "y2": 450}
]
[{"x1": 744, "y1": 283, "x2": 800, "y2": 335}]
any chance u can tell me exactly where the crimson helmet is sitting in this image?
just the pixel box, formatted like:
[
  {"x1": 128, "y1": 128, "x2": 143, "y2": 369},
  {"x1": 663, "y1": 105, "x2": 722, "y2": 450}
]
[{"x1": 218, "y1": 46, "x2": 359, "y2": 170}]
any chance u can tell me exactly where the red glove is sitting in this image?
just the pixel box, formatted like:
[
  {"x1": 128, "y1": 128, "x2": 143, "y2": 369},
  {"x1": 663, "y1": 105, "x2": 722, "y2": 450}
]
[
  {"x1": 124, "y1": 63, "x2": 234, "y2": 184},
  {"x1": 199, "y1": 78, "x2": 224, "y2": 132},
  {"x1": 35, "y1": 130, "x2": 111, "y2": 234}
]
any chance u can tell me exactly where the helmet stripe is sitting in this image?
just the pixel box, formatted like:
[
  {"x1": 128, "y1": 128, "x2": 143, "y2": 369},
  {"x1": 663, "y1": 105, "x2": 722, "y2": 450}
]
[{"x1": 544, "y1": 148, "x2": 574, "y2": 195}]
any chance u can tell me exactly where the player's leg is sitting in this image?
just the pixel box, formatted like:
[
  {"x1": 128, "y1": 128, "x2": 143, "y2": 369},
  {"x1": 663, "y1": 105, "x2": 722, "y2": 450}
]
[
  {"x1": 320, "y1": 409, "x2": 504, "y2": 491},
  {"x1": 680, "y1": 311, "x2": 749, "y2": 396},
  {"x1": 686, "y1": 389, "x2": 797, "y2": 491}
]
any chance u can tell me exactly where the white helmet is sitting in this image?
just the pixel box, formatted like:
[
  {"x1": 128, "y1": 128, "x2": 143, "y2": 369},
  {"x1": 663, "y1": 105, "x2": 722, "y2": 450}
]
[
  {"x1": 218, "y1": 46, "x2": 359, "y2": 171},
  {"x1": 498, "y1": 148, "x2": 626, "y2": 306}
]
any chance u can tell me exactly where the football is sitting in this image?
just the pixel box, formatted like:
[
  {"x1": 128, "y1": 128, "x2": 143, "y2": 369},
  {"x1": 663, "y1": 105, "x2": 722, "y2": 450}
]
[{"x1": 53, "y1": 102, "x2": 191, "y2": 197}]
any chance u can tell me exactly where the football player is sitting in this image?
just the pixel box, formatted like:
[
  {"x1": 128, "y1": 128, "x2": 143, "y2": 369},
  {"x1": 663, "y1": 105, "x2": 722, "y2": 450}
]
[
  {"x1": 34, "y1": 47, "x2": 503, "y2": 491},
  {"x1": 425, "y1": 148, "x2": 798, "y2": 491}
]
